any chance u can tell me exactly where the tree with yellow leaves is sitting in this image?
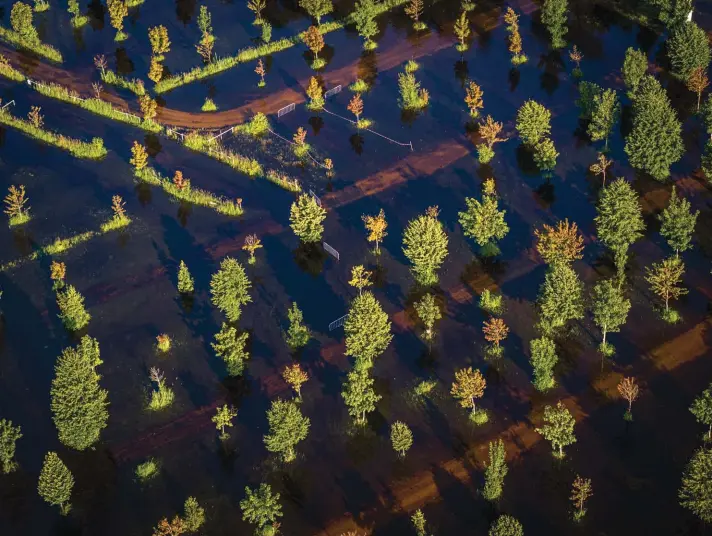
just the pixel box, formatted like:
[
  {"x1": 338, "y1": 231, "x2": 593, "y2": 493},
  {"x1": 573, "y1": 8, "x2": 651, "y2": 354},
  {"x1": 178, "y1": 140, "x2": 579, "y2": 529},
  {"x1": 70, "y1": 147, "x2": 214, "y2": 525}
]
[
  {"x1": 282, "y1": 363, "x2": 309, "y2": 399},
  {"x1": 349, "y1": 265, "x2": 372, "y2": 295},
  {"x1": 362, "y1": 208, "x2": 388, "y2": 255},
  {"x1": 451, "y1": 367, "x2": 487, "y2": 423},
  {"x1": 464, "y1": 80, "x2": 483, "y2": 118},
  {"x1": 242, "y1": 234, "x2": 263, "y2": 264},
  {"x1": 535, "y1": 219, "x2": 584, "y2": 266}
]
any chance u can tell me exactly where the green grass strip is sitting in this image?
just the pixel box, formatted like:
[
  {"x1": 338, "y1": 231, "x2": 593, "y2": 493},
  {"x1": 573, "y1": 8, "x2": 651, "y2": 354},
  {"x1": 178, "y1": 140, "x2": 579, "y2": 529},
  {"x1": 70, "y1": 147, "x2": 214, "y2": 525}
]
[
  {"x1": 180, "y1": 131, "x2": 263, "y2": 177},
  {"x1": 100, "y1": 69, "x2": 146, "y2": 96},
  {"x1": 0, "y1": 107, "x2": 107, "y2": 159},
  {"x1": 0, "y1": 26, "x2": 62, "y2": 63},
  {"x1": 0, "y1": 59, "x2": 25, "y2": 82},
  {"x1": 154, "y1": 0, "x2": 409, "y2": 93}
]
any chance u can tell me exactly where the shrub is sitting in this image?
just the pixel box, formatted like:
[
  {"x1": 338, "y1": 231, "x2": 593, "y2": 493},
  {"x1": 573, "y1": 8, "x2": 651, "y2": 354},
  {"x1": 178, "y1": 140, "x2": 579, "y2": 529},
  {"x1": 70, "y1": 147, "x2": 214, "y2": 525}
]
[
  {"x1": 135, "y1": 458, "x2": 160, "y2": 481},
  {"x1": 156, "y1": 334, "x2": 171, "y2": 352},
  {"x1": 398, "y1": 71, "x2": 429, "y2": 110},
  {"x1": 242, "y1": 112, "x2": 270, "y2": 137},
  {"x1": 479, "y1": 289, "x2": 504, "y2": 315},
  {"x1": 201, "y1": 97, "x2": 218, "y2": 112}
]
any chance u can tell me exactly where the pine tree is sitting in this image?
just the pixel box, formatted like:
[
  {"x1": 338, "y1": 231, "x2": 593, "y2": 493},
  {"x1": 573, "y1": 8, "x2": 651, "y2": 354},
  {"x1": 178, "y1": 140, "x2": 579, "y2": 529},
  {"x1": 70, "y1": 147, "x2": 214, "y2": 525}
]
[
  {"x1": 51, "y1": 336, "x2": 108, "y2": 451},
  {"x1": 263, "y1": 399, "x2": 310, "y2": 462},
  {"x1": 482, "y1": 438, "x2": 508, "y2": 501},
  {"x1": 411, "y1": 510, "x2": 429, "y2": 536},
  {"x1": 541, "y1": 0, "x2": 568, "y2": 49},
  {"x1": 536, "y1": 401, "x2": 576, "y2": 458},
  {"x1": 390, "y1": 421, "x2": 413, "y2": 456},
  {"x1": 622, "y1": 47, "x2": 648, "y2": 98},
  {"x1": 591, "y1": 278, "x2": 630, "y2": 354},
  {"x1": 0, "y1": 419, "x2": 22, "y2": 473},
  {"x1": 211, "y1": 323, "x2": 250, "y2": 376},
  {"x1": 533, "y1": 138, "x2": 559, "y2": 175},
  {"x1": 679, "y1": 448, "x2": 712, "y2": 522},
  {"x1": 458, "y1": 179, "x2": 509, "y2": 256},
  {"x1": 177, "y1": 260, "x2": 194, "y2": 294},
  {"x1": 454, "y1": 11, "x2": 470, "y2": 52},
  {"x1": 56, "y1": 285, "x2": 91, "y2": 331},
  {"x1": 290, "y1": 194, "x2": 327, "y2": 243},
  {"x1": 210, "y1": 257, "x2": 252, "y2": 322},
  {"x1": 183, "y1": 497, "x2": 205, "y2": 532},
  {"x1": 10, "y1": 2, "x2": 38, "y2": 43},
  {"x1": 690, "y1": 383, "x2": 712, "y2": 441},
  {"x1": 529, "y1": 336, "x2": 558, "y2": 391},
  {"x1": 286, "y1": 302, "x2": 310, "y2": 349},
  {"x1": 667, "y1": 21, "x2": 711, "y2": 80},
  {"x1": 342, "y1": 368, "x2": 381, "y2": 425},
  {"x1": 402, "y1": 206, "x2": 449, "y2": 285},
  {"x1": 538, "y1": 264, "x2": 585, "y2": 333},
  {"x1": 588, "y1": 89, "x2": 620, "y2": 150},
  {"x1": 659, "y1": 186, "x2": 698, "y2": 255},
  {"x1": 489, "y1": 515, "x2": 523, "y2": 536},
  {"x1": 344, "y1": 291, "x2": 392, "y2": 368},
  {"x1": 38, "y1": 452, "x2": 74, "y2": 515},
  {"x1": 516, "y1": 100, "x2": 552, "y2": 146},
  {"x1": 240, "y1": 484, "x2": 283, "y2": 534}
]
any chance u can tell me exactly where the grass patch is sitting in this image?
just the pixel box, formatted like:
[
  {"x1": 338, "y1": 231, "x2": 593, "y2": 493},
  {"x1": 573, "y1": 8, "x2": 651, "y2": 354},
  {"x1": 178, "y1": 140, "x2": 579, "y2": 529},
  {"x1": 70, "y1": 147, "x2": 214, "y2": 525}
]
[
  {"x1": 349, "y1": 78, "x2": 369, "y2": 93},
  {"x1": 265, "y1": 169, "x2": 301, "y2": 192},
  {"x1": 101, "y1": 70, "x2": 145, "y2": 96},
  {"x1": 180, "y1": 131, "x2": 262, "y2": 177},
  {"x1": 8, "y1": 212, "x2": 31, "y2": 227},
  {"x1": 70, "y1": 14, "x2": 89, "y2": 28},
  {"x1": 0, "y1": 231, "x2": 94, "y2": 271},
  {"x1": 237, "y1": 112, "x2": 270, "y2": 138},
  {"x1": 661, "y1": 308, "x2": 681, "y2": 324},
  {"x1": 0, "y1": 56, "x2": 25, "y2": 82},
  {"x1": 201, "y1": 97, "x2": 217, "y2": 112},
  {"x1": 99, "y1": 215, "x2": 131, "y2": 233},
  {"x1": 404, "y1": 59, "x2": 420, "y2": 73},
  {"x1": 126, "y1": 0, "x2": 145, "y2": 6},
  {"x1": 148, "y1": 385, "x2": 175, "y2": 411},
  {"x1": 0, "y1": 108, "x2": 106, "y2": 159},
  {"x1": 135, "y1": 458, "x2": 159, "y2": 481},
  {"x1": 469, "y1": 409, "x2": 489, "y2": 425},
  {"x1": 479, "y1": 289, "x2": 504, "y2": 315},
  {"x1": 154, "y1": 0, "x2": 409, "y2": 94},
  {"x1": 355, "y1": 118, "x2": 373, "y2": 129},
  {"x1": 134, "y1": 167, "x2": 245, "y2": 217},
  {"x1": 0, "y1": 26, "x2": 62, "y2": 63},
  {"x1": 33, "y1": 0, "x2": 50, "y2": 12}
]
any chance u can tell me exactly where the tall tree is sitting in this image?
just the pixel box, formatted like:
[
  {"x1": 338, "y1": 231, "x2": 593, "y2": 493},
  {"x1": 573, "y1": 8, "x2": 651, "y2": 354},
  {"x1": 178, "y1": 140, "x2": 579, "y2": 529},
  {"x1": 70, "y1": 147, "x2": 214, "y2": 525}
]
[
  {"x1": 286, "y1": 302, "x2": 310, "y2": 349},
  {"x1": 529, "y1": 336, "x2": 558, "y2": 391},
  {"x1": 588, "y1": 89, "x2": 620, "y2": 149},
  {"x1": 516, "y1": 100, "x2": 551, "y2": 146},
  {"x1": 571, "y1": 475, "x2": 593, "y2": 520},
  {"x1": 687, "y1": 67, "x2": 709, "y2": 111},
  {"x1": 51, "y1": 336, "x2": 108, "y2": 451},
  {"x1": 489, "y1": 515, "x2": 524, "y2": 536},
  {"x1": 541, "y1": 0, "x2": 568, "y2": 49},
  {"x1": 482, "y1": 439, "x2": 508, "y2": 501},
  {"x1": 211, "y1": 323, "x2": 250, "y2": 376},
  {"x1": 454, "y1": 11, "x2": 471, "y2": 52},
  {"x1": 390, "y1": 421, "x2": 413, "y2": 456},
  {"x1": 414, "y1": 293, "x2": 441, "y2": 343},
  {"x1": 667, "y1": 21, "x2": 711, "y2": 80},
  {"x1": 263, "y1": 399, "x2": 310, "y2": 462},
  {"x1": 210, "y1": 257, "x2": 252, "y2": 322},
  {"x1": 0, "y1": 420, "x2": 22, "y2": 473},
  {"x1": 536, "y1": 401, "x2": 576, "y2": 458},
  {"x1": 344, "y1": 291, "x2": 392, "y2": 367},
  {"x1": 299, "y1": 0, "x2": 333, "y2": 24},
  {"x1": 362, "y1": 209, "x2": 388, "y2": 254},
  {"x1": 56, "y1": 285, "x2": 91, "y2": 331},
  {"x1": 107, "y1": 0, "x2": 128, "y2": 41},
  {"x1": 38, "y1": 452, "x2": 74, "y2": 515},
  {"x1": 342, "y1": 368, "x2": 381, "y2": 425},
  {"x1": 622, "y1": 47, "x2": 648, "y2": 98},
  {"x1": 458, "y1": 179, "x2": 509, "y2": 256},
  {"x1": 402, "y1": 206, "x2": 449, "y2": 285},
  {"x1": 240, "y1": 484, "x2": 283, "y2": 535},
  {"x1": 595, "y1": 178, "x2": 645, "y2": 280},
  {"x1": 679, "y1": 448, "x2": 712, "y2": 522},
  {"x1": 617, "y1": 377, "x2": 640, "y2": 420},
  {"x1": 290, "y1": 194, "x2": 327, "y2": 243},
  {"x1": 690, "y1": 384, "x2": 712, "y2": 441},
  {"x1": 538, "y1": 263, "x2": 585, "y2": 333},
  {"x1": 404, "y1": 0, "x2": 425, "y2": 30},
  {"x1": 659, "y1": 186, "x2": 698, "y2": 256},
  {"x1": 352, "y1": 0, "x2": 379, "y2": 50},
  {"x1": 10, "y1": 2, "x2": 38, "y2": 42},
  {"x1": 591, "y1": 278, "x2": 631, "y2": 354},
  {"x1": 645, "y1": 256, "x2": 687, "y2": 319},
  {"x1": 535, "y1": 219, "x2": 584, "y2": 266}
]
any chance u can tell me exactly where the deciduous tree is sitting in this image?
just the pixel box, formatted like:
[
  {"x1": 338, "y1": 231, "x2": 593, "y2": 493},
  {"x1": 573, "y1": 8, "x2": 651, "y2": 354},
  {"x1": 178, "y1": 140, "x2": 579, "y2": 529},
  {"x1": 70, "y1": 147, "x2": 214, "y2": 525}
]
[
  {"x1": 345, "y1": 291, "x2": 392, "y2": 367},
  {"x1": 529, "y1": 336, "x2": 558, "y2": 391},
  {"x1": 4, "y1": 184, "x2": 30, "y2": 226},
  {"x1": 242, "y1": 234, "x2": 263, "y2": 264},
  {"x1": 212, "y1": 404, "x2": 238, "y2": 438},
  {"x1": 300, "y1": 0, "x2": 333, "y2": 24},
  {"x1": 535, "y1": 219, "x2": 584, "y2": 266},
  {"x1": 0, "y1": 420, "x2": 22, "y2": 473},
  {"x1": 342, "y1": 368, "x2": 381, "y2": 424},
  {"x1": 390, "y1": 421, "x2": 413, "y2": 456},
  {"x1": 489, "y1": 515, "x2": 523, "y2": 536},
  {"x1": 589, "y1": 153, "x2": 612, "y2": 187},
  {"x1": 687, "y1": 67, "x2": 709, "y2": 111},
  {"x1": 536, "y1": 401, "x2": 576, "y2": 458},
  {"x1": 588, "y1": 89, "x2": 620, "y2": 149},
  {"x1": 414, "y1": 293, "x2": 441, "y2": 342},
  {"x1": 516, "y1": 100, "x2": 551, "y2": 146},
  {"x1": 477, "y1": 115, "x2": 507, "y2": 163},
  {"x1": 404, "y1": 0, "x2": 425, "y2": 30},
  {"x1": 362, "y1": 208, "x2": 387, "y2": 254},
  {"x1": 352, "y1": 0, "x2": 379, "y2": 49},
  {"x1": 454, "y1": 11, "x2": 470, "y2": 52},
  {"x1": 282, "y1": 363, "x2": 309, "y2": 399},
  {"x1": 349, "y1": 265, "x2": 372, "y2": 295},
  {"x1": 240, "y1": 484, "x2": 282, "y2": 534},
  {"x1": 690, "y1": 383, "x2": 712, "y2": 441},
  {"x1": 210, "y1": 257, "x2": 252, "y2": 322},
  {"x1": 538, "y1": 263, "x2": 585, "y2": 333},
  {"x1": 679, "y1": 448, "x2": 712, "y2": 522},
  {"x1": 571, "y1": 475, "x2": 593, "y2": 520},
  {"x1": 302, "y1": 25, "x2": 325, "y2": 68},
  {"x1": 11, "y1": 2, "x2": 38, "y2": 43},
  {"x1": 451, "y1": 367, "x2": 486, "y2": 420},
  {"x1": 402, "y1": 206, "x2": 448, "y2": 285},
  {"x1": 591, "y1": 278, "x2": 630, "y2": 354},
  {"x1": 148, "y1": 25, "x2": 171, "y2": 60},
  {"x1": 458, "y1": 179, "x2": 509, "y2": 256},
  {"x1": 617, "y1": 377, "x2": 639, "y2": 420},
  {"x1": 211, "y1": 323, "x2": 250, "y2": 376},
  {"x1": 107, "y1": 0, "x2": 128, "y2": 41},
  {"x1": 263, "y1": 399, "x2": 310, "y2": 462},
  {"x1": 645, "y1": 256, "x2": 687, "y2": 318},
  {"x1": 464, "y1": 80, "x2": 483, "y2": 118}
]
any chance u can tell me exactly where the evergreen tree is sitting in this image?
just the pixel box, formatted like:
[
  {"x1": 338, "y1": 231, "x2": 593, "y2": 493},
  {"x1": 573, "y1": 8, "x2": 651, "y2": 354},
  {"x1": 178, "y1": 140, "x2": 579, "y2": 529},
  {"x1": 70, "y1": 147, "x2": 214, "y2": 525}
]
[
  {"x1": 529, "y1": 336, "x2": 558, "y2": 391},
  {"x1": 667, "y1": 21, "x2": 711, "y2": 80},
  {"x1": 595, "y1": 178, "x2": 645, "y2": 279},
  {"x1": 577, "y1": 81, "x2": 603, "y2": 120},
  {"x1": 414, "y1": 293, "x2": 441, "y2": 342},
  {"x1": 56, "y1": 285, "x2": 91, "y2": 331},
  {"x1": 489, "y1": 515, "x2": 523, "y2": 536},
  {"x1": 210, "y1": 257, "x2": 252, "y2": 322},
  {"x1": 51, "y1": 336, "x2": 108, "y2": 451},
  {"x1": 240, "y1": 483, "x2": 283, "y2": 534},
  {"x1": 211, "y1": 323, "x2": 250, "y2": 376},
  {"x1": 402, "y1": 206, "x2": 449, "y2": 286},
  {"x1": 533, "y1": 138, "x2": 559, "y2": 174},
  {"x1": 299, "y1": 0, "x2": 333, "y2": 24},
  {"x1": 38, "y1": 452, "x2": 74, "y2": 515},
  {"x1": 541, "y1": 0, "x2": 568, "y2": 49},
  {"x1": 588, "y1": 89, "x2": 620, "y2": 149},
  {"x1": 411, "y1": 509, "x2": 429, "y2": 536},
  {"x1": 342, "y1": 368, "x2": 381, "y2": 425},
  {"x1": 289, "y1": 194, "x2": 327, "y2": 243},
  {"x1": 679, "y1": 448, "x2": 712, "y2": 522},
  {"x1": 458, "y1": 179, "x2": 509, "y2": 256},
  {"x1": 352, "y1": 0, "x2": 379, "y2": 49},
  {"x1": 591, "y1": 278, "x2": 630, "y2": 354},
  {"x1": 10, "y1": 2, "x2": 38, "y2": 43},
  {"x1": 390, "y1": 421, "x2": 413, "y2": 456},
  {"x1": 344, "y1": 291, "x2": 392, "y2": 368},
  {"x1": 263, "y1": 399, "x2": 310, "y2": 462},
  {"x1": 482, "y1": 438, "x2": 508, "y2": 501},
  {"x1": 538, "y1": 264, "x2": 585, "y2": 333},
  {"x1": 183, "y1": 497, "x2": 205, "y2": 532},
  {"x1": 625, "y1": 76, "x2": 683, "y2": 181},
  {"x1": 0, "y1": 419, "x2": 22, "y2": 473},
  {"x1": 622, "y1": 47, "x2": 648, "y2": 98},
  {"x1": 516, "y1": 100, "x2": 551, "y2": 146},
  {"x1": 659, "y1": 186, "x2": 698, "y2": 255},
  {"x1": 286, "y1": 302, "x2": 310, "y2": 349},
  {"x1": 177, "y1": 260, "x2": 194, "y2": 294},
  {"x1": 690, "y1": 384, "x2": 712, "y2": 441},
  {"x1": 536, "y1": 401, "x2": 576, "y2": 458}
]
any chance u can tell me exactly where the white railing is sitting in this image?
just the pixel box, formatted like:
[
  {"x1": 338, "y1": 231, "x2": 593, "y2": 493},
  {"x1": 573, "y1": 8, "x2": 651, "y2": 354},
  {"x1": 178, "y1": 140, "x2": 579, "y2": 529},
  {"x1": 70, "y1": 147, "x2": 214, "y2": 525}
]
[
  {"x1": 323, "y1": 241, "x2": 339, "y2": 261},
  {"x1": 277, "y1": 103, "x2": 296, "y2": 117},
  {"x1": 324, "y1": 85, "x2": 342, "y2": 98},
  {"x1": 322, "y1": 107, "x2": 413, "y2": 150},
  {"x1": 329, "y1": 314, "x2": 347, "y2": 331}
]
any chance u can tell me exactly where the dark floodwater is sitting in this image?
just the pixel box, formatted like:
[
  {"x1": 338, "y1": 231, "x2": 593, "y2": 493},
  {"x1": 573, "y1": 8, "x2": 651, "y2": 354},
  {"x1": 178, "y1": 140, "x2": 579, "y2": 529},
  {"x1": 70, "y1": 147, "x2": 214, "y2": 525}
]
[{"x1": 1, "y1": 0, "x2": 712, "y2": 534}]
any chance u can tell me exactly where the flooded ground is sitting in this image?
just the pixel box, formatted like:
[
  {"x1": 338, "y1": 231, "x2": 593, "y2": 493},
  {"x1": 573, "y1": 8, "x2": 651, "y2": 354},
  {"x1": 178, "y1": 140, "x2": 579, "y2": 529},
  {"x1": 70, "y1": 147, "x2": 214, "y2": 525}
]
[{"x1": 1, "y1": 0, "x2": 712, "y2": 534}]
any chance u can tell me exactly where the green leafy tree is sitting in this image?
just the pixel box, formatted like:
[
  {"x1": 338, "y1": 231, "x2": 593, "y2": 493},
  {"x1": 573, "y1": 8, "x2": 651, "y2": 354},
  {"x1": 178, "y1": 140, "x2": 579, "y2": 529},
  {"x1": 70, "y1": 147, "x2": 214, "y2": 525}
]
[
  {"x1": 352, "y1": 0, "x2": 379, "y2": 49},
  {"x1": 414, "y1": 293, "x2": 441, "y2": 342},
  {"x1": 595, "y1": 178, "x2": 645, "y2": 279},
  {"x1": 210, "y1": 257, "x2": 252, "y2": 322},
  {"x1": 679, "y1": 448, "x2": 712, "y2": 522},
  {"x1": 300, "y1": 0, "x2": 333, "y2": 24},
  {"x1": 516, "y1": 100, "x2": 551, "y2": 146},
  {"x1": 240, "y1": 483, "x2": 282, "y2": 535},
  {"x1": 212, "y1": 323, "x2": 250, "y2": 376},
  {"x1": 183, "y1": 497, "x2": 205, "y2": 532},
  {"x1": 588, "y1": 89, "x2": 620, "y2": 149},
  {"x1": 10, "y1": 2, "x2": 38, "y2": 43},
  {"x1": 402, "y1": 206, "x2": 449, "y2": 285},
  {"x1": 668, "y1": 21, "x2": 711, "y2": 80},
  {"x1": 263, "y1": 399, "x2": 310, "y2": 462},
  {"x1": 536, "y1": 401, "x2": 576, "y2": 458},
  {"x1": 56, "y1": 285, "x2": 91, "y2": 331},
  {"x1": 529, "y1": 336, "x2": 558, "y2": 391},
  {"x1": 645, "y1": 256, "x2": 687, "y2": 317},
  {"x1": 690, "y1": 384, "x2": 712, "y2": 441},
  {"x1": 533, "y1": 138, "x2": 559, "y2": 175},
  {"x1": 458, "y1": 179, "x2": 509, "y2": 256},
  {"x1": 51, "y1": 336, "x2": 108, "y2": 451},
  {"x1": 290, "y1": 194, "x2": 327, "y2": 243},
  {"x1": 622, "y1": 47, "x2": 648, "y2": 97},
  {"x1": 177, "y1": 260, "x2": 194, "y2": 294},
  {"x1": 591, "y1": 278, "x2": 631, "y2": 353},
  {"x1": 454, "y1": 10, "x2": 471, "y2": 52},
  {"x1": 344, "y1": 291, "x2": 392, "y2": 368},
  {"x1": 489, "y1": 515, "x2": 523, "y2": 536},
  {"x1": 659, "y1": 186, "x2": 698, "y2": 255},
  {"x1": 411, "y1": 509, "x2": 429, "y2": 536},
  {"x1": 212, "y1": 404, "x2": 238, "y2": 438},
  {"x1": 107, "y1": 0, "x2": 128, "y2": 41},
  {"x1": 577, "y1": 81, "x2": 603, "y2": 120},
  {"x1": 38, "y1": 452, "x2": 74, "y2": 515},
  {"x1": 625, "y1": 76, "x2": 683, "y2": 181},
  {"x1": 482, "y1": 438, "x2": 508, "y2": 501},
  {"x1": 390, "y1": 421, "x2": 413, "y2": 456},
  {"x1": 197, "y1": 4, "x2": 213, "y2": 36},
  {"x1": 342, "y1": 368, "x2": 381, "y2": 425},
  {"x1": 538, "y1": 264, "x2": 585, "y2": 333},
  {"x1": 0, "y1": 420, "x2": 22, "y2": 473},
  {"x1": 286, "y1": 302, "x2": 310, "y2": 349},
  {"x1": 541, "y1": 0, "x2": 568, "y2": 49},
  {"x1": 649, "y1": 0, "x2": 692, "y2": 28}
]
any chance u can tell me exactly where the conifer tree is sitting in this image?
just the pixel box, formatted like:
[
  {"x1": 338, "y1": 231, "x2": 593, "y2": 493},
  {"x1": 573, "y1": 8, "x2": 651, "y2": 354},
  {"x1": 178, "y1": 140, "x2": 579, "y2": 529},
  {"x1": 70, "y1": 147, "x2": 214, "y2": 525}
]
[
  {"x1": 533, "y1": 138, "x2": 559, "y2": 175},
  {"x1": 342, "y1": 368, "x2": 381, "y2": 425},
  {"x1": 482, "y1": 438, "x2": 507, "y2": 501},
  {"x1": 38, "y1": 452, "x2": 74, "y2": 515},
  {"x1": 489, "y1": 515, "x2": 523, "y2": 536},
  {"x1": 0, "y1": 419, "x2": 22, "y2": 473},
  {"x1": 183, "y1": 497, "x2": 206, "y2": 532},
  {"x1": 344, "y1": 291, "x2": 392, "y2": 367},
  {"x1": 458, "y1": 179, "x2": 509, "y2": 256},
  {"x1": 516, "y1": 100, "x2": 551, "y2": 146},
  {"x1": 659, "y1": 186, "x2": 698, "y2": 256},
  {"x1": 211, "y1": 323, "x2": 250, "y2": 376},
  {"x1": 454, "y1": 11, "x2": 470, "y2": 52},
  {"x1": 290, "y1": 194, "x2": 327, "y2": 243},
  {"x1": 352, "y1": 0, "x2": 379, "y2": 50},
  {"x1": 667, "y1": 21, "x2": 711, "y2": 80},
  {"x1": 538, "y1": 264, "x2": 585, "y2": 333},
  {"x1": 51, "y1": 336, "x2": 108, "y2": 451},
  {"x1": 690, "y1": 383, "x2": 712, "y2": 441},
  {"x1": 210, "y1": 257, "x2": 252, "y2": 322},
  {"x1": 622, "y1": 47, "x2": 648, "y2": 98},
  {"x1": 286, "y1": 302, "x2": 310, "y2": 349},
  {"x1": 263, "y1": 399, "x2": 310, "y2": 462},
  {"x1": 591, "y1": 278, "x2": 630, "y2": 355},
  {"x1": 130, "y1": 141, "x2": 148, "y2": 170},
  {"x1": 56, "y1": 285, "x2": 91, "y2": 331},
  {"x1": 177, "y1": 260, "x2": 194, "y2": 294},
  {"x1": 529, "y1": 336, "x2": 558, "y2": 391},
  {"x1": 679, "y1": 448, "x2": 712, "y2": 522},
  {"x1": 536, "y1": 401, "x2": 576, "y2": 458},
  {"x1": 541, "y1": 0, "x2": 568, "y2": 49},
  {"x1": 411, "y1": 509, "x2": 429, "y2": 536},
  {"x1": 588, "y1": 89, "x2": 620, "y2": 150},
  {"x1": 402, "y1": 206, "x2": 449, "y2": 285}
]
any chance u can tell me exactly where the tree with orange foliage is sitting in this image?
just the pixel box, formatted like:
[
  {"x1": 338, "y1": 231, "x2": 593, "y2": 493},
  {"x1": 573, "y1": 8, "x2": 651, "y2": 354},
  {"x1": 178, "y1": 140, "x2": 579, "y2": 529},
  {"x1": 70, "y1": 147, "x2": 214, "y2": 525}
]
[
  {"x1": 464, "y1": 80, "x2": 483, "y2": 118},
  {"x1": 348, "y1": 93, "x2": 364, "y2": 125},
  {"x1": 255, "y1": 59, "x2": 266, "y2": 87},
  {"x1": 687, "y1": 67, "x2": 709, "y2": 112},
  {"x1": 302, "y1": 26, "x2": 325, "y2": 69},
  {"x1": 483, "y1": 318, "x2": 509, "y2": 348},
  {"x1": 589, "y1": 153, "x2": 612, "y2": 187},
  {"x1": 172, "y1": 171, "x2": 189, "y2": 190},
  {"x1": 477, "y1": 115, "x2": 507, "y2": 163},
  {"x1": 152, "y1": 516, "x2": 186, "y2": 536},
  {"x1": 617, "y1": 376, "x2": 639, "y2": 421},
  {"x1": 306, "y1": 76, "x2": 324, "y2": 110},
  {"x1": 535, "y1": 219, "x2": 584, "y2": 266}
]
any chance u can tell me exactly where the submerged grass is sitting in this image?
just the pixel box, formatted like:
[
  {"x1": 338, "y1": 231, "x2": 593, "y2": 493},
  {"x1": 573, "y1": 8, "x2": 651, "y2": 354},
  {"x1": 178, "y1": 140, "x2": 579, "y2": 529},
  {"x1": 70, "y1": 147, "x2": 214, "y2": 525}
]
[
  {"x1": 0, "y1": 108, "x2": 107, "y2": 159},
  {"x1": 0, "y1": 57, "x2": 25, "y2": 82},
  {"x1": 134, "y1": 167, "x2": 244, "y2": 217},
  {"x1": 101, "y1": 70, "x2": 146, "y2": 96},
  {"x1": 0, "y1": 26, "x2": 62, "y2": 63},
  {"x1": 154, "y1": 0, "x2": 409, "y2": 93},
  {"x1": 180, "y1": 131, "x2": 262, "y2": 177}
]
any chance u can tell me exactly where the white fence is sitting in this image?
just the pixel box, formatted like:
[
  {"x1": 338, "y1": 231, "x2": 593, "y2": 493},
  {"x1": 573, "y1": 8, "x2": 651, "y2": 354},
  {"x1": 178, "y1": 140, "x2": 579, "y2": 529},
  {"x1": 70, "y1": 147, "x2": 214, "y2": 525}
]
[
  {"x1": 309, "y1": 189, "x2": 322, "y2": 206},
  {"x1": 323, "y1": 242, "x2": 339, "y2": 261},
  {"x1": 1, "y1": 100, "x2": 15, "y2": 110},
  {"x1": 324, "y1": 85, "x2": 342, "y2": 98},
  {"x1": 277, "y1": 103, "x2": 296, "y2": 117},
  {"x1": 322, "y1": 107, "x2": 413, "y2": 151},
  {"x1": 329, "y1": 314, "x2": 347, "y2": 331}
]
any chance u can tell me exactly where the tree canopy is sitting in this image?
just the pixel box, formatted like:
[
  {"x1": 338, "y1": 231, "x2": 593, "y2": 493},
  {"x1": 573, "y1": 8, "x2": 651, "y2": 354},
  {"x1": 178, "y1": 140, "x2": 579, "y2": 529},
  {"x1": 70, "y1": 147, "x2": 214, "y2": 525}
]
[
  {"x1": 344, "y1": 291, "x2": 392, "y2": 367},
  {"x1": 210, "y1": 257, "x2": 252, "y2": 322},
  {"x1": 402, "y1": 206, "x2": 449, "y2": 285}
]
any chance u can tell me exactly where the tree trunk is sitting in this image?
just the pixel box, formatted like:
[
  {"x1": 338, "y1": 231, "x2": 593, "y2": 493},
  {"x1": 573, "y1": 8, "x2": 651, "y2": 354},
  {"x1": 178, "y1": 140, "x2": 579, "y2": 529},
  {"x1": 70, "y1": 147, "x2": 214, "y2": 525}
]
[
  {"x1": 665, "y1": 295, "x2": 669, "y2": 312},
  {"x1": 559, "y1": 444, "x2": 563, "y2": 457},
  {"x1": 602, "y1": 328, "x2": 607, "y2": 346}
]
